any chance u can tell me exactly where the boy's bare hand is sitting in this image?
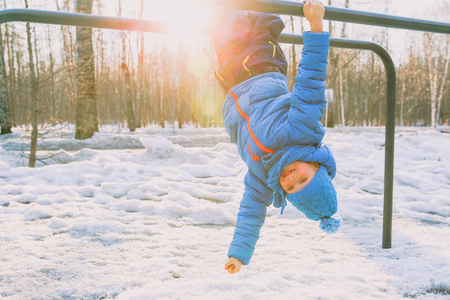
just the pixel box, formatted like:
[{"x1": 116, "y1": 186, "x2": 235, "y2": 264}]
[
  {"x1": 225, "y1": 257, "x2": 242, "y2": 274},
  {"x1": 303, "y1": 0, "x2": 325, "y2": 33}
]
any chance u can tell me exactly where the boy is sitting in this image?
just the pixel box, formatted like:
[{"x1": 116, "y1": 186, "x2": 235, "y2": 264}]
[{"x1": 212, "y1": 0, "x2": 341, "y2": 274}]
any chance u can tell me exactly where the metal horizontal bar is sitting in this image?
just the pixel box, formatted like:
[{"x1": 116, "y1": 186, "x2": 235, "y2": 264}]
[
  {"x1": 1, "y1": 4, "x2": 449, "y2": 36},
  {"x1": 0, "y1": 9, "x2": 172, "y2": 33},
  {"x1": 211, "y1": 0, "x2": 450, "y2": 35}
]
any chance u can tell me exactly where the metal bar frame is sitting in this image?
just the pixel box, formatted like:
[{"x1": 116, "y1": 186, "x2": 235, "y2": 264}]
[
  {"x1": 1, "y1": 0, "x2": 449, "y2": 249},
  {"x1": 211, "y1": 0, "x2": 450, "y2": 34}
]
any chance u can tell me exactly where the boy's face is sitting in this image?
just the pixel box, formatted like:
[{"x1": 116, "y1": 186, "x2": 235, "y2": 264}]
[{"x1": 279, "y1": 161, "x2": 319, "y2": 194}]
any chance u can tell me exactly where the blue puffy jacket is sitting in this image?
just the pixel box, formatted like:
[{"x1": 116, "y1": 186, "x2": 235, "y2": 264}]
[{"x1": 223, "y1": 31, "x2": 333, "y2": 265}]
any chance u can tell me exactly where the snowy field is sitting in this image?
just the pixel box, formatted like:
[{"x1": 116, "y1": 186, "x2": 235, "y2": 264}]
[{"x1": 0, "y1": 124, "x2": 449, "y2": 299}]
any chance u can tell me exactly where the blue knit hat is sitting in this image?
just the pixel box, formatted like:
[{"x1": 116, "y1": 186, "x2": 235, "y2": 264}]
[
  {"x1": 286, "y1": 165, "x2": 337, "y2": 221},
  {"x1": 262, "y1": 144, "x2": 342, "y2": 234}
]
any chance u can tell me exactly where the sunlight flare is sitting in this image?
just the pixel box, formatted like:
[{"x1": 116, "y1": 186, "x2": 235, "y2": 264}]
[
  {"x1": 163, "y1": 0, "x2": 212, "y2": 36},
  {"x1": 188, "y1": 49, "x2": 210, "y2": 77}
]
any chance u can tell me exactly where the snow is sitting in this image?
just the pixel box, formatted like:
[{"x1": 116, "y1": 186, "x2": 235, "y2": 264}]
[{"x1": 0, "y1": 125, "x2": 449, "y2": 299}]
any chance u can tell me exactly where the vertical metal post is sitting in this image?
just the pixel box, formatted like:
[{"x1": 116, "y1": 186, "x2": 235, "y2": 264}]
[{"x1": 378, "y1": 49, "x2": 396, "y2": 249}]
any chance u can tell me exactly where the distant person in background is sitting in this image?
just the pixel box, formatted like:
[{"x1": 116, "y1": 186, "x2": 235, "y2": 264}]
[{"x1": 211, "y1": 0, "x2": 342, "y2": 274}]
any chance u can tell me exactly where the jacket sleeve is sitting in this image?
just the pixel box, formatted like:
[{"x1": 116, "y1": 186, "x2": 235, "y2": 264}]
[
  {"x1": 287, "y1": 31, "x2": 330, "y2": 145},
  {"x1": 228, "y1": 171, "x2": 272, "y2": 265}
]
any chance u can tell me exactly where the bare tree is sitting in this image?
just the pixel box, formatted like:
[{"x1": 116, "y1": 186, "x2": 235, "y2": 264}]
[
  {"x1": 4, "y1": 22, "x2": 17, "y2": 128},
  {"x1": 436, "y1": 45, "x2": 449, "y2": 125},
  {"x1": 47, "y1": 26, "x2": 56, "y2": 125},
  {"x1": 24, "y1": 0, "x2": 39, "y2": 167},
  {"x1": 117, "y1": 0, "x2": 136, "y2": 132},
  {"x1": 55, "y1": 0, "x2": 77, "y2": 123},
  {"x1": 0, "y1": 24, "x2": 13, "y2": 134},
  {"x1": 288, "y1": 15, "x2": 298, "y2": 91},
  {"x1": 135, "y1": 0, "x2": 145, "y2": 128},
  {"x1": 425, "y1": 34, "x2": 449, "y2": 129},
  {"x1": 121, "y1": 62, "x2": 136, "y2": 131},
  {"x1": 75, "y1": 0, "x2": 98, "y2": 139}
]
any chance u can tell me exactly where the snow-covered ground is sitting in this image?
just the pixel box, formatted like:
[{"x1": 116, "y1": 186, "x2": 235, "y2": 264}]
[{"x1": 0, "y1": 125, "x2": 449, "y2": 299}]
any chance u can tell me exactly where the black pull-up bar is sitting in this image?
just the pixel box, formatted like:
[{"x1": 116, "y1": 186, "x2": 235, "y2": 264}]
[
  {"x1": 0, "y1": 0, "x2": 449, "y2": 250},
  {"x1": 1, "y1": 1, "x2": 449, "y2": 34},
  {"x1": 211, "y1": 0, "x2": 450, "y2": 34}
]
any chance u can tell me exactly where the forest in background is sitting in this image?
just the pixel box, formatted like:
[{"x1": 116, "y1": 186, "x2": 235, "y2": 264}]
[{"x1": 0, "y1": 0, "x2": 449, "y2": 150}]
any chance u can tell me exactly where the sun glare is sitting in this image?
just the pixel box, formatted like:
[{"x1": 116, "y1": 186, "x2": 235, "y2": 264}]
[{"x1": 162, "y1": 0, "x2": 212, "y2": 36}]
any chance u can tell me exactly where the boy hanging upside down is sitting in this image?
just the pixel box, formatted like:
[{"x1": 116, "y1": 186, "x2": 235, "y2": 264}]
[{"x1": 211, "y1": 0, "x2": 341, "y2": 274}]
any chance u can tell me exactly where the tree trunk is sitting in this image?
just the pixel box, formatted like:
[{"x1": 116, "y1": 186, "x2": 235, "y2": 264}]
[
  {"x1": 117, "y1": 0, "x2": 136, "y2": 131},
  {"x1": 15, "y1": 50, "x2": 23, "y2": 125},
  {"x1": 75, "y1": 0, "x2": 98, "y2": 139},
  {"x1": 136, "y1": 0, "x2": 145, "y2": 128},
  {"x1": 325, "y1": 0, "x2": 336, "y2": 128},
  {"x1": 428, "y1": 55, "x2": 438, "y2": 129},
  {"x1": 364, "y1": 84, "x2": 368, "y2": 126},
  {"x1": 3, "y1": 0, "x2": 16, "y2": 128},
  {"x1": 289, "y1": 16, "x2": 297, "y2": 91},
  {"x1": 56, "y1": 0, "x2": 77, "y2": 123},
  {"x1": 121, "y1": 62, "x2": 136, "y2": 132},
  {"x1": 436, "y1": 44, "x2": 449, "y2": 126},
  {"x1": 378, "y1": 74, "x2": 383, "y2": 126},
  {"x1": 339, "y1": 71, "x2": 345, "y2": 126},
  {"x1": 46, "y1": 27, "x2": 56, "y2": 125},
  {"x1": 24, "y1": 0, "x2": 38, "y2": 167},
  {"x1": 157, "y1": 79, "x2": 164, "y2": 128},
  {"x1": 0, "y1": 23, "x2": 12, "y2": 134},
  {"x1": 400, "y1": 74, "x2": 405, "y2": 126},
  {"x1": 339, "y1": 0, "x2": 349, "y2": 127},
  {"x1": 4, "y1": 21, "x2": 16, "y2": 127}
]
